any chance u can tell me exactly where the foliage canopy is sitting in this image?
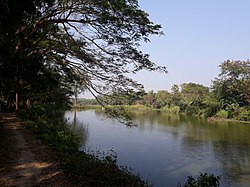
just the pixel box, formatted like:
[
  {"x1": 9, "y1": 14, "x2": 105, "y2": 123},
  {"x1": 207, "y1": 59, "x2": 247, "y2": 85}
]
[{"x1": 0, "y1": 0, "x2": 167, "y2": 111}]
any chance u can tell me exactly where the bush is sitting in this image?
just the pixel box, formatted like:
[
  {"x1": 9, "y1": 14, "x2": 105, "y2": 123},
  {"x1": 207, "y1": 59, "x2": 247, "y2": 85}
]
[
  {"x1": 216, "y1": 109, "x2": 228, "y2": 119},
  {"x1": 160, "y1": 106, "x2": 180, "y2": 114},
  {"x1": 63, "y1": 149, "x2": 152, "y2": 187},
  {"x1": 225, "y1": 103, "x2": 239, "y2": 119},
  {"x1": 202, "y1": 106, "x2": 219, "y2": 117},
  {"x1": 182, "y1": 104, "x2": 200, "y2": 116},
  {"x1": 184, "y1": 173, "x2": 220, "y2": 187},
  {"x1": 41, "y1": 128, "x2": 80, "y2": 152},
  {"x1": 170, "y1": 106, "x2": 180, "y2": 114},
  {"x1": 236, "y1": 107, "x2": 250, "y2": 121}
]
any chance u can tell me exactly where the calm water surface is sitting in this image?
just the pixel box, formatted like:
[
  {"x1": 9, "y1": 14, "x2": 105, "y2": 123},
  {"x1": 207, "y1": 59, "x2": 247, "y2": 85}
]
[{"x1": 65, "y1": 110, "x2": 250, "y2": 187}]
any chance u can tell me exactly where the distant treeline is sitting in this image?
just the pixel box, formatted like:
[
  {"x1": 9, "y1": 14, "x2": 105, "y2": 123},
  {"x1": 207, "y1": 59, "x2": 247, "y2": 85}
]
[{"x1": 78, "y1": 60, "x2": 250, "y2": 121}]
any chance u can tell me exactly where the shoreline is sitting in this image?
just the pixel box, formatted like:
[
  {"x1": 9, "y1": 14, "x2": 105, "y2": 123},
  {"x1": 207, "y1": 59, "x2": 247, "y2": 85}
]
[
  {"x1": 16, "y1": 111, "x2": 152, "y2": 187},
  {"x1": 207, "y1": 116, "x2": 250, "y2": 124},
  {"x1": 72, "y1": 104, "x2": 250, "y2": 124}
]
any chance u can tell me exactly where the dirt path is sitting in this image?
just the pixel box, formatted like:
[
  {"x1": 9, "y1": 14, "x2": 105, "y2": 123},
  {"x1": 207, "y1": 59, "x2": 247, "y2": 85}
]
[{"x1": 0, "y1": 113, "x2": 73, "y2": 187}]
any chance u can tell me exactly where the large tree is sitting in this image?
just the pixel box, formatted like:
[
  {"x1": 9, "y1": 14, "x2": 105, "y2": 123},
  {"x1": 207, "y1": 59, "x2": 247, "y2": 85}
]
[
  {"x1": 0, "y1": 0, "x2": 167, "y2": 111},
  {"x1": 179, "y1": 83, "x2": 210, "y2": 115},
  {"x1": 0, "y1": 0, "x2": 46, "y2": 110},
  {"x1": 212, "y1": 60, "x2": 250, "y2": 108}
]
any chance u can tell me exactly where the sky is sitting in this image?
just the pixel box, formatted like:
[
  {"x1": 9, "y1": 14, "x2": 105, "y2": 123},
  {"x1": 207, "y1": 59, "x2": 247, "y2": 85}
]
[
  {"x1": 133, "y1": 0, "x2": 250, "y2": 92},
  {"x1": 82, "y1": 1, "x2": 250, "y2": 98}
]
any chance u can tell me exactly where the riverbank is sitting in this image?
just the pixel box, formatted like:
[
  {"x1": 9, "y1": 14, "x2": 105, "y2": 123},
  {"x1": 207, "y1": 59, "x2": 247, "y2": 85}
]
[
  {"x1": 0, "y1": 113, "x2": 72, "y2": 187},
  {"x1": 0, "y1": 112, "x2": 151, "y2": 187},
  {"x1": 207, "y1": 116, "x2": 250, "y2": 124},
  {"x1": 72, "y1": 104, "x2": 250, "y2": 124}
]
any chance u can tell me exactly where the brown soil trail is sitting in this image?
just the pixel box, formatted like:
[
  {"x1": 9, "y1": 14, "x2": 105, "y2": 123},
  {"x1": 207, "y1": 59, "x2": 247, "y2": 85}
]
[{"x1": 0, "y1": 113, "x2": 72, "y2": 187}]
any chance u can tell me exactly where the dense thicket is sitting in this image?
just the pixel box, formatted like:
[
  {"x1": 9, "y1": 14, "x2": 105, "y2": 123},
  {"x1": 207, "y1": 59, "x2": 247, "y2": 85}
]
[{"x1": 0, "y1": 0, "x2": 166, "y2": 112}]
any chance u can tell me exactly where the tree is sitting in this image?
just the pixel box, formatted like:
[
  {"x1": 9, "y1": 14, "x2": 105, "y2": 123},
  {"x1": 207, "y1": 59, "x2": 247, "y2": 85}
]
[
  {"x1": 212, "y1": 60, "x2": 250, "y2": 107},
  {"x1": 0, "y1": 0, "x2": 167, "y2": 112},
  {"x1": 155, "y1": 90, "x2": 171, "y2": 108},
  {"x1": 143, "y1": 90, "x2": 156, "y2": 107},
  {"x1": 0, "y1": 0, "x2": 57, "y2": 110},
  {"x1": 180, "y1": 83, "x2": 210, "y2": 115},
  {"x1": 171, "y1": 84, "x2": 179, "y2": 93}
]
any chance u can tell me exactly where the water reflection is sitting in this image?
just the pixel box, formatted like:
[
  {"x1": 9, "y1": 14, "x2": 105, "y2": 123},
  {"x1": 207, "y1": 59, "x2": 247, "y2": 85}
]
[
  {"x1": 212, "y1": 141, "x2": 250, "y2": 186},
  {"x1": 67, "y1": 111, "x2": 89, "y2": 146},
  {"x1": 65, "y1": 110, "x2": 250, "y2": 187}
]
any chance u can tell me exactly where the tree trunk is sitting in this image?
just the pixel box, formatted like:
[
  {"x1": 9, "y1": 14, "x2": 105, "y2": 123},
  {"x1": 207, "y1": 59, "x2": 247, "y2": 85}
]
[
  {"x1": 74, "y1": 94, "x2": 77, "y2": 106},
  {"x1": 15, "y1": 92, "x2": 19, "y2": 111},
  {"x1": 15, "y1": 72, "x2": 19, "y2": 111},
  {"x1": 26, "y1": 99, "x2": 30, "y2": 109},
  {"x1": 74, "y1": 81, "x2": 77, "y2": 106}
]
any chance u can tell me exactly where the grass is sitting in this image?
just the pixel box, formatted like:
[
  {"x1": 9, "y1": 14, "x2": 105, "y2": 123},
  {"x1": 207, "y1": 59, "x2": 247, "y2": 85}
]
[{"x1": 72, "y1": 105, "x2": 103, "y2": 110}]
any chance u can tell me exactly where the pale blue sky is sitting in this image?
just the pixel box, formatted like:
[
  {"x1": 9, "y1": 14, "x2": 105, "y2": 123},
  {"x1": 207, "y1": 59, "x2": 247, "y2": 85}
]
[
  {"x1": 134, "y1": 0, "x2": 250, "y2": 91},
  {"x1": 82, "y1": 1, "x2": 250, "y2": 98}
]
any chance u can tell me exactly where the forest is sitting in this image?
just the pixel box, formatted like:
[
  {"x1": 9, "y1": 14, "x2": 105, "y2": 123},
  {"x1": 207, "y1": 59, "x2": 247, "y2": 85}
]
[{"x1": 79, "y1": 60, "x2": 250, "y2": 121}]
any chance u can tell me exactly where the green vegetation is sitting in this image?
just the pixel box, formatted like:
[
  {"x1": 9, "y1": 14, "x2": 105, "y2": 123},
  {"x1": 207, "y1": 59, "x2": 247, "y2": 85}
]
[
  {"x1": 160, "y1": 106, "x2": 180, "y2": 114},
  {"x1": 0, "y1": 0, "x2": 166, "y2": 113},
  {"x1": 95, "y1": 60, "x2": 250, "y2": 122},
  {"x1": 184, "y1": 173, "x2": 221, "y2": 187},
  {"x1": 215, "y1": 110, "x2": 228, "y2": 119}
]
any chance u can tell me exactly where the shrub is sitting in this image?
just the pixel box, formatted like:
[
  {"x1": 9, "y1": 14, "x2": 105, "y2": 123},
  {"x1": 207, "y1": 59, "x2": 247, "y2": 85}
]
[
  {"x1": 169, "y1": 106, "x2": 180, "y2": 114},
  {"x1": 160, "y1": 106, "x2": 180, "y2": 114},
  {"x1": 182, "y1": 104, "x2": 200, "y2": 116},
  {"x1": 203, "y1": 106, "x2": 219, "y2": 117},
  {"x1": 216, "y1": 109, "x2": 228, "y2": 119},
  {"x1": 225, "y1": 103, "x2": 239, "y2": 119},
  {"x1": 236, "y1": 107, "x2": 250, "y2": 121},
  {"x1": 184, "y1": 173, "x2": 220, "y2": 187}
]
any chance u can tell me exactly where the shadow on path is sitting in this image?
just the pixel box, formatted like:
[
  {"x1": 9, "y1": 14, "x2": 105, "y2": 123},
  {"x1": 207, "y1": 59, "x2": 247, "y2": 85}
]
[{"x1": 0, "y1": 113, "x2": 72, "y2": 187}]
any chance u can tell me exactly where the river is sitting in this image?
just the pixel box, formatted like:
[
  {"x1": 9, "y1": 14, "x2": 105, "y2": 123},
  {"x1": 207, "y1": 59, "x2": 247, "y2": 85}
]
[{"x1": 65, "y1": 109, "x2": 250, "y2": 187}]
